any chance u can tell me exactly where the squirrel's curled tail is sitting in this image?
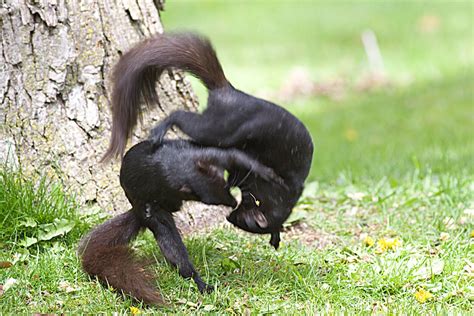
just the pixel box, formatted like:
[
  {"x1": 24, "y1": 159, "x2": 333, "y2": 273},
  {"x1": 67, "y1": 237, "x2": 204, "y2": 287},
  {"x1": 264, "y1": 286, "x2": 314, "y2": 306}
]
[
  {"x1": 102, "y1": 32, "x2": 229, "y2": 161},
  {"x1": 79, "y1": 210, "x2": 164, "y2": 305}
]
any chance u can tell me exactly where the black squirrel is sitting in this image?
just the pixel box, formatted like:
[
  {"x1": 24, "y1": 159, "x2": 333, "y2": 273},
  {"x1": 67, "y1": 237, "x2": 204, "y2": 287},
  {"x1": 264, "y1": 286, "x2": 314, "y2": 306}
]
[
  {"x1": 80, "y1": 139, "x2": 284, "y2": 305},
  {"x1": 102, "y1": 32, "x2": 314, "y2": 248}
]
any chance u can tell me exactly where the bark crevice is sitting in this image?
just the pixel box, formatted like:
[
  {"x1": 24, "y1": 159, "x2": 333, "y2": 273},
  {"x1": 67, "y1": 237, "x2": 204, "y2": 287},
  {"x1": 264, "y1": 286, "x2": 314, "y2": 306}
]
[{"x1": 0, "y1": 0, "x2": 198, "y2": 213}]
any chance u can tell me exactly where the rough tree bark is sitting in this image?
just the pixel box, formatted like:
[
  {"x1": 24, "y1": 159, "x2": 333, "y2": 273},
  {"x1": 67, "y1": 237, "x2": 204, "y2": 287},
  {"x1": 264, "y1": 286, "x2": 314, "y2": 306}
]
[{"x1": 0, "y1": 0, "x2": 226, "y2": 231}]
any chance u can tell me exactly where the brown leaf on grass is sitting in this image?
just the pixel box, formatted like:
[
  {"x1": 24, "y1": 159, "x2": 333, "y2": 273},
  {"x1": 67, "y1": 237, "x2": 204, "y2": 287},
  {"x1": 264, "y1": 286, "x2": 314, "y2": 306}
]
[
  {"x1": 463, "y1": 208, "x2": 474, "y2": 217},
  {"x1": 413, "y1": 259, "x2": 444, "y2": 280},
  {"x1": 463, "y1": 260, "x2": 474, "y2": 277},
  {"x1": 2, "y1": 278, "x2": 17, "y2": 292},
  {"x1": 40, "y1": 290, "x2": 51, "y2": 297},
  {"x1": 443, "y1": 217, "x2": 457, "y2": 230},
  {"x1": 58, "y1": 280, "x2": 80, "y2": 293},
  {"x1": 439, "y1": 232, "x2": 450, "y2": 241},
  {"x1": 0, "y1": 261, "x2": 13, "y2": 269},
  {"x1": 0, "y1": 285, "x2": 4, "y2": 297},
  {"x1": 176, "y1": 298, "x2": 199, "y2": 308},
  {"x1": 460, "y1": 208, "x2": 474, "y2": 225}
]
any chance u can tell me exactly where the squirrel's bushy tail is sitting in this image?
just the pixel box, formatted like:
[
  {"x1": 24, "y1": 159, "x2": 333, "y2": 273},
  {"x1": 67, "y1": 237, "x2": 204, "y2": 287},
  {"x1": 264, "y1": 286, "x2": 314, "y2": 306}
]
[
  {"x1": 79, "y1": 210, "x2": 164, "y2": 305},
  {"x1": 102, "y1": 32, "x2": 229, "y2": 161}
]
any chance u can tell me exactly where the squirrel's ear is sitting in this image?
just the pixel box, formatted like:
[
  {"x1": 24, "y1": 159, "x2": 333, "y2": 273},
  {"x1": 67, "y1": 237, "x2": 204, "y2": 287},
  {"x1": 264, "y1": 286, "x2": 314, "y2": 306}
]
[
  {"x1": 178, "y1": 184, "x2": 193, "y2": 194},
  {"x1": 241, "y1": 208, "x2": 268, "y2": 229},
  {"x1": 249, "y1": 209, "x2": 268, "y2": 228},
  {"x1": 195, "y1": 159, "x2": 222, "y2": 180}
]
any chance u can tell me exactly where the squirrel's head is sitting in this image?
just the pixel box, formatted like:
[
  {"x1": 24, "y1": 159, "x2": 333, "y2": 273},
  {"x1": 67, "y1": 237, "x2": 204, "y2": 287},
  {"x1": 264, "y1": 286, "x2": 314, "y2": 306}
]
[{"x1": 226, "y1": 204, "x2": 287, "y2": 240}]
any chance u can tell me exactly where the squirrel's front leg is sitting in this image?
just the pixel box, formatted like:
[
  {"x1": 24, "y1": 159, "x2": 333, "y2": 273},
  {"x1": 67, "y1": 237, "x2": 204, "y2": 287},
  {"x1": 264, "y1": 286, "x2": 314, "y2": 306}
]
[{"x1": 143, "y1": 203, "x2": 214, "y2": 293}]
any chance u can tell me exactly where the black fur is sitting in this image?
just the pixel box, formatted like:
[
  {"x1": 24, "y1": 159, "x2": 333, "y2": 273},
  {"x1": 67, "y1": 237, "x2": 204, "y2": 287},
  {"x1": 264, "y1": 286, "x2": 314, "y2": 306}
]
[
  {"x1": 150, "y1": 87, "x2": 313, "y2": 239},
  {"x1": 101, "y1": 32, "x2": 314, "y2": 248},
  {"x1": 81, "y1": 139, "x2": 284, "y2": 303}
]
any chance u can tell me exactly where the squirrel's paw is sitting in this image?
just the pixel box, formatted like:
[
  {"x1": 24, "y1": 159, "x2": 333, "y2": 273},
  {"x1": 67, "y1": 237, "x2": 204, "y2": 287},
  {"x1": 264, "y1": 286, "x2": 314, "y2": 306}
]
[{"x1": 195, "y1": 279, "x2": 214, "y2": 294}]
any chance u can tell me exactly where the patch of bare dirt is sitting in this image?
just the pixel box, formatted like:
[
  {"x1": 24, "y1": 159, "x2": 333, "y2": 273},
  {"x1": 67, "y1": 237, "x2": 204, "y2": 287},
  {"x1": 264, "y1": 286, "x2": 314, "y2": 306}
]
[
  {"x1": 275, "y1": 67, "x2": 347, "y2": 101},
  {"x1": 174, "y1": 201, "x2": 231, "y2": 236},
  {"x1": 283, "y1": 222, "x2": 339, "y2": 249},
  {"x1": 259, "y1": 66, "x2": 392, "y2": 102},
  {"x1": 175, "y1": 202, "x2": 338, "y2": 249},
  {"x1": 355, "y1": 72, "x2": 391, "y2": 92}
]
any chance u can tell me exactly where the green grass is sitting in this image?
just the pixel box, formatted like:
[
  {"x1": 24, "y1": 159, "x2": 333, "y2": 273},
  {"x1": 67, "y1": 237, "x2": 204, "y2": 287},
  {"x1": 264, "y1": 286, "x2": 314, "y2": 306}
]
[
  {"x1": 1, "y1": 0, "x2": 473, "y2": 314},
  {"x1": 0, "y1": 168, "x2": 92, "y2": 245},
  {"x1": 294, "y1": 73, "x2": 474, "y2": 181},
  {"x1": 0, "y1": 169, "x2": 472, "y2": 313}
]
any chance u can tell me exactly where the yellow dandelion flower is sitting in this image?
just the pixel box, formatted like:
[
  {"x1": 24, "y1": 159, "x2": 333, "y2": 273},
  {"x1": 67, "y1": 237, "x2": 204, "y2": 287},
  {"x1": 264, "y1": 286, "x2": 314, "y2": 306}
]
[
  {"x1": 363, "y1": 236, "x2": 375, "y2": 247},
  {"x1": 414, "y1": 288, "x2": 434, "y2": 303},
  {"x1": 377, "y1": 237, "x2": 400, "y2": 252},
  {"x1": 130, "y1": 306, "x2": 141, "y2": 315},
  {"x1": 344, "y1": 128, "x2": 358, "y2": 142},
  {"x1": 470, "y1": 230, "x2": 474, "y2": 238}
]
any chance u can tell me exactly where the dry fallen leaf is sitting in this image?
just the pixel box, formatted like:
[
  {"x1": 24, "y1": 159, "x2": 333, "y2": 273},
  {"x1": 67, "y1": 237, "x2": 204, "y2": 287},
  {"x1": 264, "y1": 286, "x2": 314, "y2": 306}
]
[
  {"x1": 443, "y1": 217, "x2": 457, "y2": 230},
  {"x1": 413, "y1": 259, "x2": 444, "y2": 280},
  {"x1": 439, "y1": 232, "x2": 450, "y2": 241},
  {"x1": 347, "y1": 191, "x2": 365, "y2": 201},
  {"x1": 0, "y1": 261, "x2": 13, "y2": 269},
  {"x1": 3, "y1": 278, "x2": 17, "y2": 292},
  {"x1": 464, "y1": 208, "x2": 474, "y2": 216},
  {"x1": 463, "y1": 260, "x2": 474, "y2": 277},
  {"x1": 58, "y1": 280, "x2": 80, "y2": 293},
  {"x1": 202, "y1": 305, "x2": 215, "y2": 312}
]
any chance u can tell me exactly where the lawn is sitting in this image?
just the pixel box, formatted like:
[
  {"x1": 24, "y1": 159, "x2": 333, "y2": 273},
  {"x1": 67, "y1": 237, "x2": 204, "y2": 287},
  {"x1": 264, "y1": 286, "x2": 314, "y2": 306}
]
[{"x1": 1, "y1": 1, "x2": 473, "y2": 314}]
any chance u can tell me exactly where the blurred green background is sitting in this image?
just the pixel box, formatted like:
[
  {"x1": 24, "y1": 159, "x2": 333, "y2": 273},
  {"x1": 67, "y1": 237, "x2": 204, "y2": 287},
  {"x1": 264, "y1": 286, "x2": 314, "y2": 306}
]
[{"x1": 162, "y1": 0, "x2": 473, "y2": 182}]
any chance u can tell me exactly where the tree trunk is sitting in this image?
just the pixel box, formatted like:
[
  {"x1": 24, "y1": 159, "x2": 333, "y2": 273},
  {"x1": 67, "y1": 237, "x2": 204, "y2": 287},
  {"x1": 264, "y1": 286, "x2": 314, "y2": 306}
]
[{"x1": 0, "y1": 0, "x2": 199, "y2": 214}]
